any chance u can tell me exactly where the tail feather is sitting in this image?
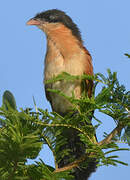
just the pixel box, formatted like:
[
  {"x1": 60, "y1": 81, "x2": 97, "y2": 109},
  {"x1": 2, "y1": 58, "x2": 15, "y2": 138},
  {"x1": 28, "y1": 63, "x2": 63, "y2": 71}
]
[{"x1": 57, "y1": 128, "x2": 97, "y2": 180}]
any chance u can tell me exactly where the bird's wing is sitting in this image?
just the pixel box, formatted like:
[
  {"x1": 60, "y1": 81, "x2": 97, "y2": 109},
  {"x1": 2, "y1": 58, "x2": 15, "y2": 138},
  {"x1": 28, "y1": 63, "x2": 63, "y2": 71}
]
[
  {"x1": 83, "y1": 47, "x2": 94, "y2": 98},
  {"x1": 44, "y1": 83, "x2": 54, "y2": 107}
]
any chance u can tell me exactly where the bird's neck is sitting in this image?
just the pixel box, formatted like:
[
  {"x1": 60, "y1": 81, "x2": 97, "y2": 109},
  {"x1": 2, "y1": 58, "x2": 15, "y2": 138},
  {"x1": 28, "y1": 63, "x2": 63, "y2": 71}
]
[{"x1": 45, "y1": 25, "x2": 83, "y2": 61}]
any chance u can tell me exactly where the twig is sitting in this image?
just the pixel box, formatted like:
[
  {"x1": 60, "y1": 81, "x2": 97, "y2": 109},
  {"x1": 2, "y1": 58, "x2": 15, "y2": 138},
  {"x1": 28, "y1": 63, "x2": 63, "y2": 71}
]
[
  {"x1": 54, "y1": 154, "x2": 87, "y2": 173},
  {"x1": 37, "y1": 122, "x2": 94, "y2": 143},
  {"x1": 98, "y1": 125, "x2": 123, "y2": 146}
]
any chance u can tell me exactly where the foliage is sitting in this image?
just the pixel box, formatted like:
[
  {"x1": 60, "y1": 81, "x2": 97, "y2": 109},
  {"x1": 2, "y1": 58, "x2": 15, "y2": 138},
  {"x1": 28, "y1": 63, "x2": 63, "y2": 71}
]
[
  {"x1": 124, "y1": 53, "x2": 130, "y2": 58},
  {"x1": 0, "y1": 69, "x2": 129, "y2": 180}
]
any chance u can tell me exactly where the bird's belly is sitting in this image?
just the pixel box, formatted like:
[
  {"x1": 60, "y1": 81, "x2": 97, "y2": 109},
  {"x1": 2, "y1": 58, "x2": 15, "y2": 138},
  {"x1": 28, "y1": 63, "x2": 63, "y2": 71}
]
[
  {"x1": 47, "y1": 80, "x2": 81, "y2": 114},
  {"x1": 44, "y1": 55, "x2": 84, "y2": 114}
]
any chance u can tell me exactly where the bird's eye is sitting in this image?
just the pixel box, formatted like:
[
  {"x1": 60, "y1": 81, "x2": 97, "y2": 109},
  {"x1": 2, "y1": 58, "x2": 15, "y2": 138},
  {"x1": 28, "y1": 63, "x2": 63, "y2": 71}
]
[
  {"x1": 49, "y1": 15, "x2": 56, "y2": 21},
  {"x1": 49, "y1": 15, "x2": 56, "y2": 20}
]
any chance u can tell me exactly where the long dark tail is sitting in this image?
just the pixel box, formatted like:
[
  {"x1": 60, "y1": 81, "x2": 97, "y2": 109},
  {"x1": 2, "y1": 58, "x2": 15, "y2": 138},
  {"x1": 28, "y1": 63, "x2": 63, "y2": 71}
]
[{"x1": 57, "y1": 127, "x2": 97, "y2": 180}]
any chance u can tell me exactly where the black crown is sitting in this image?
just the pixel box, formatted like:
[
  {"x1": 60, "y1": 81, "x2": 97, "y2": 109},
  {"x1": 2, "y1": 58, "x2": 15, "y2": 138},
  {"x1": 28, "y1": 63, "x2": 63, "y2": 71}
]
[{"x1": 34, "y1": 9, "x2": 82, "y2": 43}]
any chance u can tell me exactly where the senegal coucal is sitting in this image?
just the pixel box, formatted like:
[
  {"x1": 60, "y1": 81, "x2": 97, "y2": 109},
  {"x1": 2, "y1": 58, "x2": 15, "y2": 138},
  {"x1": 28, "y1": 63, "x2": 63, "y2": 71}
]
[{"x1": 27, "y1": 9, "x2": 96, "y2": 180}]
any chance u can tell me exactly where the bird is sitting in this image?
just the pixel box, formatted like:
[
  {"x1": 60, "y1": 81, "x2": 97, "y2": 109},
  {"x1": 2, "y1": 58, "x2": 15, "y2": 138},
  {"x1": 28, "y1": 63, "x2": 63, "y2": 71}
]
[{"x1": 27, "y1": 9, "x2": 96, "y2": 180}]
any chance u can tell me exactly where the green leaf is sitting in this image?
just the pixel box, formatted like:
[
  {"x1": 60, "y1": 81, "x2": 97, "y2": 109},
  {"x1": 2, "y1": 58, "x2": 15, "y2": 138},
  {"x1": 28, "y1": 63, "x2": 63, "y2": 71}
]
[
  {"x1": 122, "y1": 126, "x2": 130, "y2": 146},
  {"x1": 104, "y1": 148, "x2": 130, "y2": 155},
  {"x1": 124, "y1": 53, "x2": 130, "y2": 58},
  {"x1": 2, "y1": 90, "x2": 17, "y2": 110}
]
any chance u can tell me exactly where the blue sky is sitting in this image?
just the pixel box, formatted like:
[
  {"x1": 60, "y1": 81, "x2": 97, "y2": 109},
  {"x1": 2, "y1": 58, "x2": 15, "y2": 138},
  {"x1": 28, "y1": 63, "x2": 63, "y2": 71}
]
[{"x1": 0, "y1": 0, "x2": 130, "y2": 179}]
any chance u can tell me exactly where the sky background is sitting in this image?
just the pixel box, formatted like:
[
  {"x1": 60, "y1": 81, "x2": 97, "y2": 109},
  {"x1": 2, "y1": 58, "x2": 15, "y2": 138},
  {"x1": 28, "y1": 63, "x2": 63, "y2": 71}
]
[{"x1": 0, "y1": 0, "x2": 130, "y2": 179}]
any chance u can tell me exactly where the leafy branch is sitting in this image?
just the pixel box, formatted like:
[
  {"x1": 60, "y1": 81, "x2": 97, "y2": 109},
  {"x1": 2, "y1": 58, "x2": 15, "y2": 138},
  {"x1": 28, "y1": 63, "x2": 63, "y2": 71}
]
[{"x1": 0, "y1": 69, "x2": 129, "y2": 180}]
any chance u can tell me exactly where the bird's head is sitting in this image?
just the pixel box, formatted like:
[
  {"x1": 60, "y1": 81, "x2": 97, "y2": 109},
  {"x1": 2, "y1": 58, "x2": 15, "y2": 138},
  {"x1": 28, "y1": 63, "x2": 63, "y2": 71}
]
[{"x1": 27, "y1": 9, "x2": 82, "y2": 42}]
